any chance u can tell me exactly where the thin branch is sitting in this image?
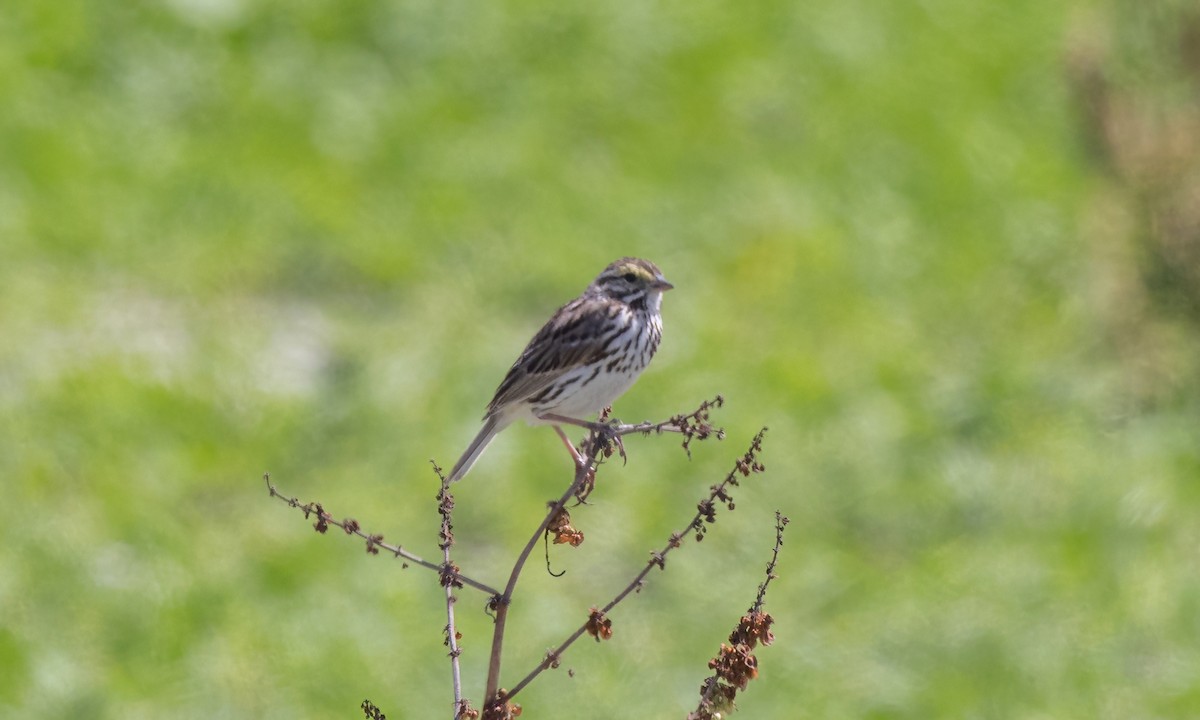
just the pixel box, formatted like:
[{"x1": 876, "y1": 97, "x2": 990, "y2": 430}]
[
  {"x1": 750, "y1": 511, "x2": 787, "y2": 614},
  {"x1": 605, "y1": 395, "x2": 726, "y2": 444},
  {"x1": 483, "y1": 459, "x2": 591, "y2": 702},
  {"x1": 505, "y1": 427, "x2": 770, "y2": 699},
  {"x1": 433, "y1": 461, "x2": 466, "y2": 718},
  {"x1": 264, "y1": 474, "x2": 502, "y2": 598}
]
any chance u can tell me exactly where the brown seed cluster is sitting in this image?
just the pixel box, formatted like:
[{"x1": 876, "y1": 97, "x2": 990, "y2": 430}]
[
  {"x1": 672, "y1": 395, "x2": 727, "y2": 457},
  {"x1": 481, "y1": 690, "x2": 521, "y2": 720},
  {"x1": 710, "y1": 641, "x2": 758, "y2": 689},
  {"x1": 706, "y1": 611, "x2": 774, "y2": 693},
  {"x1": 440, "y1": 562, "x2": 464, "y2": 590},
  {"x1": 437, "y1": 482, "x2": 457, "y2": 549},
  {"x1": 584, "y1": 607, "x2": 613, "y2": 642},
  {"x1": 361, "y1": 699, "x2": 386, "y2": 719},
  {"x1": 546, "y1": 506, "x2": 585, "y2": 547},
  {"x1": 730, "y1": 611, "x2": 774, "y2": 649}
]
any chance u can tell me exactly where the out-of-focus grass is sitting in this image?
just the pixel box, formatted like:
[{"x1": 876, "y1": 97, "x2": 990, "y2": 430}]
[{"x1": 2, "y1": 0, "x2": 1198, "y2": 718}]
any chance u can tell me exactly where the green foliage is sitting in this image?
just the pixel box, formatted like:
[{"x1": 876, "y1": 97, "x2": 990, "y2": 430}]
[{"x1": 3, "y1": 0, "x2": 1198, "y2": 718}]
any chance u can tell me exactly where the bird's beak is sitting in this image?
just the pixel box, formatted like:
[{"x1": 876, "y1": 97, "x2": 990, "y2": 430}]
[{"x1": 653, "y1": 277, "x2": 674, "y2": 291}]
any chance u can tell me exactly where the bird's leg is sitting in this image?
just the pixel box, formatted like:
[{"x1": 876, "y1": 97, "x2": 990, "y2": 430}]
[
  {"x1": 553, "y1": 425, "x2": 586, "y2": 468},
  {"x1": 553, "y1": 425, "x2": 596, "y2": 500},
  {"x1": 540, "y1": 413, "x2": 627, "y2": 465},
  {"x1": 539, "y1": 413, "x2": 610, "y2": 433}
]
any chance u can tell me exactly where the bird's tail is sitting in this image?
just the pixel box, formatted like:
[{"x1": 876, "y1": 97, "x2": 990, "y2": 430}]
[{"x1": 446, "y1": 414, "x2": 505, "y2": 483}]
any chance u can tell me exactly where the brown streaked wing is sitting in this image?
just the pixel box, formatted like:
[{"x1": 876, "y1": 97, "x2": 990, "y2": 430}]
[{"x1": 484, "y1": 296, "x2": 621, "y2": 417}]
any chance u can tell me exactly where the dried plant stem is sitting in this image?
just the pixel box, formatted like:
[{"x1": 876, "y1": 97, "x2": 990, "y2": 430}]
[
  {"x1": 434, "y1": 465, "x2": 466, "y2": 718},
  {"x1": 690, "y1": 509, "x2": 786, "y2": 719},
  {"x1": 750, "y1": 511, "x2": 787, "y2": 614},
  {"x1": 264, "y1": 474, "x2": 501, "y2": 597},
  {"x1": 482, "y1": 398, "x2": 726, "y2": 702},
  {"x1": 483, "y1": 459, "x2": 591, "y2": 701},
  {"x1": 506, "y1": 427, "x2": 769, "y2": 699},
  {"x1": 444, "y1": 580, "x2": 463, "y2": 715}
]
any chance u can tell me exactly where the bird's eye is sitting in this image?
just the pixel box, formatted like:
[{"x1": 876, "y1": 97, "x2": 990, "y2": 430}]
[{"x1": 622, "y1": 272, "x2": 637, "y2": 283}]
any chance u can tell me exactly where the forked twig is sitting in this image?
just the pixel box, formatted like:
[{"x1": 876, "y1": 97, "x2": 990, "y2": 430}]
[
  {"x1": 503, "y1": 427, "x2": 769, "y2": 700},
  {"x1": 482, "y1": 398, "x2": 731, "y2": 705},
  {"x1": 688, "y1": 511, "x2": 788, "y2": 720},
  {"x1": 433, "y1": 461, "x2": 468, "y2": 716},
  {"x1": 264, "y1": 474, "x2": 501, "y2": 598}
]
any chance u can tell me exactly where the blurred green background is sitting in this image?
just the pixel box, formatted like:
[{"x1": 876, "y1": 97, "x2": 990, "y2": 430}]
[{"x1": 4, "y1": 0, "x2": 1199, "y2": 717}]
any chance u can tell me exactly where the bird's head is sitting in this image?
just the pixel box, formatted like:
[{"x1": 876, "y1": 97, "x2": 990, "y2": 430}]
[{"x1": 590, "y1": 257, "x2": 673, "y2": 309}]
